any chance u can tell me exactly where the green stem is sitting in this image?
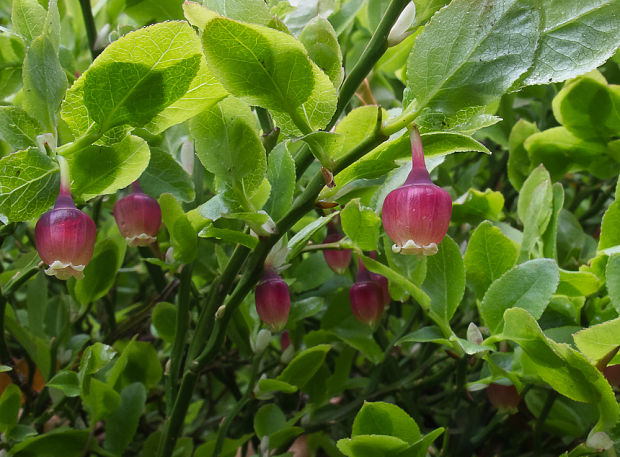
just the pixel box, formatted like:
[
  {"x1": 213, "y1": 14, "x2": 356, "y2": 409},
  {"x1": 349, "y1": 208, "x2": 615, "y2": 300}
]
[
  {"x1": 381, "y1": 103, "x2": 421, "y2": 136},
  {"x1": 300, "y1": 241, "x2": 347, "y2": 253},
  {"x1": 255, "y1": 107, "x2": 274, "y2": 133},
  {"x1": 0, "y1": 295, "x2": 10, "y2": 363},
  {"x1": 165, "y1": 264, "x2": 193, "y2": 414},
  {"x1": 213, "y1": 355, "x2": 262, "y2": 456},
  {"x1": 534, "y1": 390, "x2": 557, "y2": 452},
  {"x1": 157, "y1": 123, "x2": 389, "y2": 457},
  {"x1": 138, "y1": 246, "x2": 166, "y2": 293},
  {"x1": 78, "y1": 0, "x2": 98, "y2": 59},
  {"x1": 56, "y1": 130, "x2": 103, "y2": 157},
  {"x1": 295, "y1": 0, "x2": 411, "y2": 178}
]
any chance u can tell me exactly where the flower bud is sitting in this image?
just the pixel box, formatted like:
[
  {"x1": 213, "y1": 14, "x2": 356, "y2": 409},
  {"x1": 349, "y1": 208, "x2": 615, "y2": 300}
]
[
  {"x1": 322, "y1": 224, "x2": 352, "y2": 274},
  {"x1": 366, "y1": 253, "x2": 391, "y2": 306},
  {"x1": 382, "y1": 126, "x2": 452, "y2": 256},
  {"x1": 281, "y1": 330, "x2": 291, "y2": 351},
  {"x1": 349, "y1": 261, "x2": 385, "y2": 327},
  {"x1": 486, "y1": 383, "x2": 522, "y2": 413},
  {"x1": 35, "y1": 157, "x2": 96, "y2": 280},
  {"x1": 113, "y1": 182, "x2": 162, "y2": 246},
  {"x1": 255, "y1": 268, "x2": 290, "y2": 331}
]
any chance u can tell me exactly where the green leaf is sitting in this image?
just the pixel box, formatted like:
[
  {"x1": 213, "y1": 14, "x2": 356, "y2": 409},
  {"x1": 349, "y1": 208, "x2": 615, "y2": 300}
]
[
  {"x1": 337, "y1": 435, "x2": 410, "y2": 457},
  {"x1": 63, "y1": 21, "x2": 224, "y2": 136},
  {"x1": 83, "y1": 57, "x2": 200, "y2": 131},
  {"x1": 9, "y1": 429, "x2": 90, "y2": 457},
  {"x1": 451, "y1": 188, "x2": 504, "y2": 224},
  {"x1": 0, "y1": 106, "x2": 42, "y2": 150},
  {"x1": 74, "y1": 236, "x2": 127, "y2": 306},
  {"x1": 111, "y1": 341, "x2": 163, "y2": 391},
  {"x1": 202, "y1": 17, "x2": 314, "y2": 120},
  {"x1": 607, "y1": 254, "x2": 620, "y2": 314},
  {"x1": 0, "y1": 384, "x2": 21, "y2": 432},
  {"x1": 65, "y1": 134, "x2": 150, "y2": 200},
  {"x1": 422, "y1": 236, "x2": 465, "y2": 324},
  {"x1": 480, "y1": 259, "x2": 559, "y2": 334},
  {"x1": 406, "y1": 0, "x2": 539, "y2": 115},
  {"x1": 557, "y1": 269, "x2": 601, "y2": 297},
  {"x1": 524, "y1": 127, "x2": 606, "y2": 180},
  {"x1": 395, "y1": 326, "x2": 451, "y2": 347},
  {"x1": 104, "y1": 383, "x2": 147, "y2": 455},
  {"x1": 139, "y1": 147, "x2": 195, "y2": 203},
  {"x1": 151, "y1": 302, "x2": 177, "y2": 344},
  {"x1": 552, "y1": 71, "x2": 620, "y2": 141},
  {"x1": 341, "y1": 199, "x2": 381, "y2": 251},
  {"x1": 189, "y1": 97, "x2": 266, "y2": 202},
  {"x1": 523, "y1": 0, "x2": 620, "y2": 86},
  {"x1": 541, "y1": 182, "x2": 565, "y2": 260},
  {"x1": 508, "y1": 119, "x2": 538, "y2": 190},
  {"x1": 384, "y1": 236, "x2": 427, "y2": 302},
  {"x1": 264, "y1": 142, "x2": 295, "y2": 221},
  {"x1": 47, "y1": 370, "x2": 80, "y2": 397},
  {"x1": 352, "y1": 402, "x2": 421, "y2": 444},
  {"x1": 277, "y1": 344, "x2": 331, "y2": 389},
  {"x1": 287, "y1": 214, "x2": 337, "y2": 260},
  {"x1": 499, "y1": 308, "x2": 619, "y2": 431},
  {"x1": 257, "y1": 378, "x2": 298, "y2": 394},
  {"x1": 0, "y1": 147, "x2": 58, "y2": 222},
  {"x1": 82, "y1": 377, "x2": 121, "y2": 423},
  {"x1": 159, "y1": 193, "x2": 198, "y2": 264},
  {"x1": 123, "y1": 0, "x2": 184, "y2": 23},
  {"x1": 598, "y1": 183, "x2": 620, "y2": 251},
  {"x1": 204, "y1": 0, "x2": 272, "y2": 25},
  {"x1": 26, "y1": 270, "x2": 46, "y2": 339},
  {"x1": 465, "y1": 221, "x2": 518, "y2": 298},
  {"x1": 22, "y1": 33, "x2": 67, "y2": 131},
  {"x1": 299, "y1": 16, "x2": 343, "y2": 88},
  {"x1": 11, "y1": 0, "x2": 46, "y2": 43},
  {"x1": 79, "y1": 343, "x2": 116, "y2": 378},
  {"x1": 299, "y1": 131, "x2": 344, "y2": 170},
  {"x1": 0, "y1": 32, "x2": 25, "y2": 99},
  {"x1": 198, "y1": 225, "x2": 258, "y2": 249},
  {"x1": 254, "y1": 404, "x2": 287, "y2": 438},
  {"x1": 518, "y1": 165, "x2": 553, "y2": 261},
  {"x1": 573, "y1": 317, "x2": 620, "y2": 364}
]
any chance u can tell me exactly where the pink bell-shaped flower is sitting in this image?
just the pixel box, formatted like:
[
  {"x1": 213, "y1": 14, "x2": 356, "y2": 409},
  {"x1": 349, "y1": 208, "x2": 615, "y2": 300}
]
[
  {"x1": 113, "y1": 182, "x2": 162, "y2": 246},
  {"x1": 322, "y1": 222, "x2": 352, "y2": 275},
  {"x1": 382, "y1": 126, "x2": 452, "y2": 256},
  {"x1": 255, "y1": 268, "x2": 290, "y2": 331},
  {"x1": 486, "y1": 383, "x2": 522, "y2": 413},
  {"x1": 35, "y1": 156, "x2": 96, "y2": 280},
  {"x1": 349, "y1": 260, "x2": 385, "y2": 327}
]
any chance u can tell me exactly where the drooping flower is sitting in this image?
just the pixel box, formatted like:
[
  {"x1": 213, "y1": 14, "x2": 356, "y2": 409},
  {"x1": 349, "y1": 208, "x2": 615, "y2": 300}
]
[
  {"x1": 35, "y1": 156, "x2": 96, "y2": 280},
  {"x1": 486, "y1": 383, "x2": 522, "y2": 413},
  {"x1": 322, "y1": 222, "x2": 352, "y2": 275},
  {"x1": 113, "y1": 181, "x2": 162, "y2": 246},
  {"x1": 382, "y1": 126, "x2": 452, "y2": 256},
  {"x1": 255, "y1": 268, "x2": 290, "y2": 331},
  {"x1": 349, "y1": 260, "x2": 385, "y2": 327}
]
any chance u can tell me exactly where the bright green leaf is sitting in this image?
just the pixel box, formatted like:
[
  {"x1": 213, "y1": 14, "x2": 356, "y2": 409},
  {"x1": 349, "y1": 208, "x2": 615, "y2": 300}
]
[
  {"x1": 299, "y1": 16, "x2": 343, "y2": 88},
  {"x1": 352, "y1": 402, "x2": 421, "y2": 444},
  {"x1": 264, "y1": 142, "x2": 295, "y2": 221},
  {"x1": 159, "y1": 193, "x2": 197, "y2": 264},
  {"x1": 341, "y1": 199, "x2": 381, "y2": 251},
  {"x1": 607, "y1": 254, "x2": 620, "y2": 314},
  {"x1": 573, "y1": 317, "x2": 620, "y2": 364},
  {"x1": 557, "y1": 269, "x2": 601, "y2": 297},
  {"x1": 0, "y1": 106, "x2": 42, "y2": 150}
]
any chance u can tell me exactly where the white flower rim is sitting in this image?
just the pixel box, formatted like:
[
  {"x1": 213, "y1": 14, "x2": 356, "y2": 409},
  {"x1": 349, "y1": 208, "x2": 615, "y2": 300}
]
[
  {"x1": 126, "y1": 233, "x2": 157, "y2": 246},
  {"x1": 45, "y1": 260, "x2": 86, "y2": 280},
  {"x1": 392, "y1": 240, "x2": 438, "y2": 256}
]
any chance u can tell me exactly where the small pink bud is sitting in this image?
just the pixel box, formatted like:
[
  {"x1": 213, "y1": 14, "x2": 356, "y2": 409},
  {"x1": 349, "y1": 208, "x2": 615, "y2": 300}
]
[
  {"x1": 322, "y1": 224, "x2": 352, "y2": 274},
  {"x1": 113, "y1": 182, "x2": 162, "y2": 246},
  {"x1": 255, "y1": 268, "x2": 290, "y2": 332},
  {"x1": 366, "y1": 253, "x2": 391, "y2": 306},
  {"x1": 382, "y1": 126, "x2": 452, "y2": 256},
  {"x1": 35, "y1": 157, "x2": 95, "y2": 280},
  {"x1": 349, "y1": 261, "x2": 385, "y2": 327},
  {"x1": 486, "y1": 383, "x2": 522, "y2": 413}
]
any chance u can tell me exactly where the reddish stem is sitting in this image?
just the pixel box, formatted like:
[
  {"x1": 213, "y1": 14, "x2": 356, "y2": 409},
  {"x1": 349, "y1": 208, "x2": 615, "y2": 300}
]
[{"x1": 404, "y1": 125, "x2": 431, "y2": 185}]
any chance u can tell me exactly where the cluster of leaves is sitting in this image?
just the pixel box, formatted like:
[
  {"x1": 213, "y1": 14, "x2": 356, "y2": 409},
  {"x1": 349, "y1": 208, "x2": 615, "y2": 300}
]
[{"x1": 0, "y1": 0, "x2": 619, "y2": 456}]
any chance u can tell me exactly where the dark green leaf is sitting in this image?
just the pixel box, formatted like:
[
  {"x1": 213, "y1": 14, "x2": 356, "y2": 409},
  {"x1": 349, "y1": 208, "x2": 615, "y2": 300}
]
[
  {"x1": 352, "y1": 402, "x2": 421, "y2": 444},
  {"x1": 0, "y1": 384, "x2": 21, "y2": 432},
  {"x1": 277, "y1": 344, "x2": 330, "y2": 389},
  {"x1": 139, "y1": 147, "x2": 195, "y2": 203},
  {"x1": 104, "y1": 383, "x2": 147, "y2": 455}
]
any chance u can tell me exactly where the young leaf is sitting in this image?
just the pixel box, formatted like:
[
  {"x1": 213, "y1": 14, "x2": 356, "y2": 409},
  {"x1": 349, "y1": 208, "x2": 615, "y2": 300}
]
[
  {"x1": 11, "y1": 0, "x2": 46, "y2": 43},
  {"x1": 264, "y1": 143, "x2": 296, "y2": 222},
  {"x1": 341, "y1": 199, "x2": 381, "y2": 251},
  {"x1": 65, "y1": 135, "x2": 150, "y2": 200},
  {"x1": 352, "y1": 402, "x2": 421, "y2": 443},
  {"x1": 406, "y1": 0, "x2": 539, "y2": 116},
  {"x1": 189, "y1": 97, "x2": 266, "y2": 203},
  {"x1": 518, "y1": 165, "x2": 553, "y2": 261},
  {"x1": 0, "y1": 147, "x2": 59, "y2": 222},
  {"x1": 104, "y1": 383, "x2": 147, "y2": 455},
  {"x1": 299, "y1": 16, "x2": 343, "y2": 88},
  {"x1": 573, "y1": 317, "x2": 620, "y2": 364},
  {"x1": 523, "y1": 0, "x2": 620, "y2": 86},
  {"x1": 465, "y1": 221, "x2": 518, "y2": 298},
  {"x1": 480, "y1": 259, "x2": 559, "y2": 334},
  {"x1": 541, "y1": 182, "x2": 564, "y2": 260},
  {"x1": 508, "y1": 119, "x2": 538, "y2": 190},
  {"x1": 73, "y1": 236, "x2": 127, "y2": 306},
  {"x1": 204, "y1": 0, "x2": 272, "y2": 25},
  {"x1": 422, "y1": 236, "x2": 465, "y2": 325},
  {"x1": 0, "y1": 106, "x2": 42, "y2": 150}
]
